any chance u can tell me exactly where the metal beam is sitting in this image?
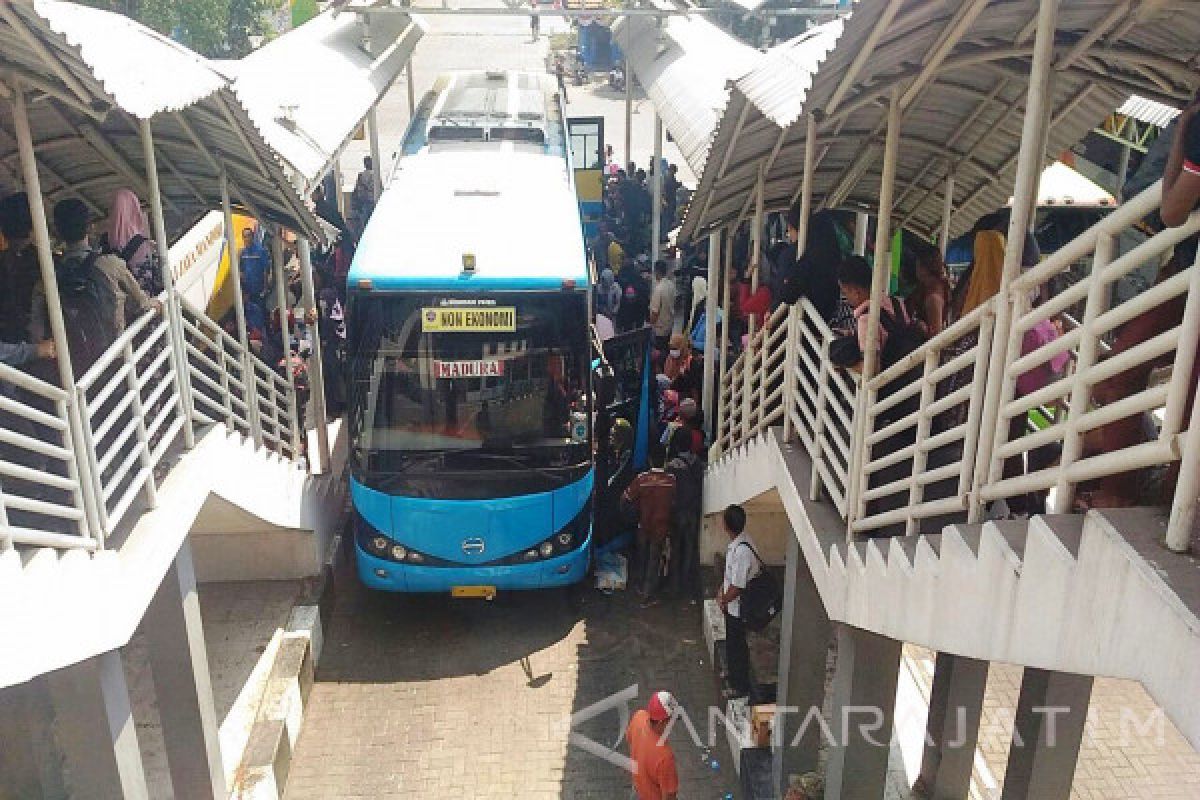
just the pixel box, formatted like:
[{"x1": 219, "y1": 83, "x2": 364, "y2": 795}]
[
  {"x1": 0, "y1": 3, "x2": 93, "y2": 106},
  {"x1": 350, "y1": 4, "x2": 840, "y2": 17},
  {"x1": 898, "y1": 0, "x2": 991, "y2": 112}
]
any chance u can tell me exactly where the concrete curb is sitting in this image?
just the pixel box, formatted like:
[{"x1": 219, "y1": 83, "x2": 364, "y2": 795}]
[{"x1": 229, "y1": 532, "x2": 340, "y2": 799}]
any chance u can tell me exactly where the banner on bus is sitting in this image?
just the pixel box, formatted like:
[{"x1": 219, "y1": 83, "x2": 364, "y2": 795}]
[
  {"x1": 433, "y1": 359, "x2": 506, "y2": 379},
  {"x1": 421, "y1": 307, "x2": 517, "y2": 333}
]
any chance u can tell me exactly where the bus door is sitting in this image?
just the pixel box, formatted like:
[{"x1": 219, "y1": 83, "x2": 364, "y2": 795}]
[
  {"x1": 600, "y1": 326, "x2": 653, "y2": 474},
  {"x1": 567, "y1": 116, "x2": 606, "y2": 244}
]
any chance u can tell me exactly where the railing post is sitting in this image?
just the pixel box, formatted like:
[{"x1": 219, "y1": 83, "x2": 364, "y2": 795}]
[
  {"x1": 270, "y1": 230, "x2": 303, "y2": 463},
  {"x1": 298, "y1": 238, "x2": 332, "y2": 472},
  {"x1": 782, "y1": 306, "x2": 798, "y2": 443},
  {"x1": 743, "y1": 165, "x2": 765, "y2": 442},
  {"x1": 848, "y1": 86, "x2": 901, "y2": 533},
  {"x1": 1165, "y1": 242, "x2": 1200, "y2": 552},
  {"x1": 219, "y1": 171, "x2": 262, "y2": 447},
  {"x1": 905, "y1": 349, "x2": 941, "y2": 536},
  {"x1": 368, "y1": 107, "x2": 384, "y2": 202},
  {"x1": 809, "y1": 324, "x2": 831, "y2": 503},
  {"x1": 139, "y1": 118, "x2": 195, "y2": 450},
  {"x1": 124, "y1": 341, "x2": 158, "y2": 509},
  {"x1": 215, "y1": 335, "x2": 235, "y2": 430},
  {"x1": 969, "y1": 0, "x2": 1059, "y2": 521},
  {"x1": 73, "y1": 388, "x2": 109, "y2": 543},
  {"x1": 10, "y1": 81, "x2": 103, "y2": 541}
]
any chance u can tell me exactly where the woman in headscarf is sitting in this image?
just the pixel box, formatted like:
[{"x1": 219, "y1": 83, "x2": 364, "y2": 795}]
[
  {"x1": 103, "y1": 188, "x2": 162, "y2": 296},
  {"x1": 662, "y1": 332, "x2": 692, "y2": 382}
]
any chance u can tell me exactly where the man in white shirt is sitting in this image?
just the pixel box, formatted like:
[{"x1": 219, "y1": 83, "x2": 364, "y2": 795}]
[
  {"x1": 716, "y1": 503, "x2": 758, "y2": 700},
  {"x1": 648, "y1": 259, "x2": 676, "y2": 353}
]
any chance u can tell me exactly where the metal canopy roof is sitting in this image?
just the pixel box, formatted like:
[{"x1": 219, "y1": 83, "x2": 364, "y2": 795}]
[
  {"x1": 1117, "y1": 94, "x2": 1181, "y2": 129},
  {"x1": 222, "y1": 9, "x2": 425, "y2": 195},
  {"x1": 681, "y1": 0, "x2": 1200, "y2": 244},
  {"x1": 0, "y1": 0, "x2": 329, "y2": 242},
  {"x1": 612, "y1": 12, "x2": 761, "y2": 178}
]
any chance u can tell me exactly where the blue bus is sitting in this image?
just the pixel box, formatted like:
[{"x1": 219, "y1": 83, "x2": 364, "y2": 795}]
[{"x1": 346, "y1": 71, "x2": 649, "y2": 596}]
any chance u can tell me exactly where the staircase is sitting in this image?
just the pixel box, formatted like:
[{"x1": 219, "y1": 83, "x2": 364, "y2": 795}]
[
  {"x1": 704, "y1": 428, "x2": 1200, "y2": 752},
  {"x1": 0, "y1": 423, "x2": 345, "y2": 691}
]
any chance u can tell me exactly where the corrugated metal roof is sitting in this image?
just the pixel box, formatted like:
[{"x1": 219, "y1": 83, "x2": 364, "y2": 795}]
[
  {"x1": 226, "y1": 10, "x2": 425, "y2": 193},
  {"x1": 681, "y1": 0, "x2": 1200, "y2": 244},
  {"x1": 612, "y1": 14, "x2": 761, "y2": 178},
  {"x1": 734, "y1": 18, "x2": 843, "y2": 129},
  {"x1": 0, "y1": 1, "x2": 379, "y2": 243},
  {"x1": 1118, "y1": 95, "x2": 1181, "y2": 129},
  {"x1": 32, "y1": 0, "x2": 227, "y2": 119}
]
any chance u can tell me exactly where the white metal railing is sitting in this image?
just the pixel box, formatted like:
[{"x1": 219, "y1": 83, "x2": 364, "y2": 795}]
[
  {"x1": 75, "y1": 307, "x2": 186, "y2": 538},
  {"x1": 0, "y1": 361, "x2": 95, "y2": 551},
  {"x1": 713, "y1": 180, "x2": 1197, "y2": 548},
  {"x1": 979, "y1": 182, "x2": 1200, "y2": 546},
  {"x1": 178, "y1": 295, "x2": 300, "y2": 462},
  {"x1": 852, "y1": 299, "x2": 995, "y2": 535},
  {"x1": 785, "y1": 298, "x2": 859, "y2": 518},
  {"x1": 0, "y1": 288, "x2": 304, "y2": 554}
]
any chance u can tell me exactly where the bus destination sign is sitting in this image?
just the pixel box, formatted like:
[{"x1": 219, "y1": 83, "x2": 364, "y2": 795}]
[
  {"x1": 433, "y1": 360, "x2": 506, "y2": 379},
  {"x1": 421, "y1": 306, "x2": 516, "y2": 332}
]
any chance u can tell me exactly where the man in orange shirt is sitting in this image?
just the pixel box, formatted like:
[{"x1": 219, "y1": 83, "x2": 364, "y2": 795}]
[{"x1": 626, "y1": 690, "x2": 680, "y2": 800}]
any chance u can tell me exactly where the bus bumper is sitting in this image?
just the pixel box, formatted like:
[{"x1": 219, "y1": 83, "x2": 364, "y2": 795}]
[{"x1": 355, "y1": 535, "x2": 591, "y2": 593}]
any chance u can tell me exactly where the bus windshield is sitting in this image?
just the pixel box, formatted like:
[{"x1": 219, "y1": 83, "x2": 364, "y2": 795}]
[{"x1": 348, "y1": 292, "x2": 591, "y2": 475}]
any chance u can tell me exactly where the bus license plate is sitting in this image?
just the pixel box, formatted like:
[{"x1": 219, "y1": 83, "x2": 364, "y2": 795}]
[{"x1": 451, "y1": 585, "x2": 496, "y2": 600}]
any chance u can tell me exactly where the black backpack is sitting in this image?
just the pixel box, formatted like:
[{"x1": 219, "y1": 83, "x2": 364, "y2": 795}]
[
  {"x1": 877, "y1": 307, "x2": 926, "y2": 423},
  {"x1": 668, "y1": 452, "x2": 703, "y2": 519},
  {"x1": 737, "y1": 542, "x2": 782, "y2": 633},
  {"x1": 56, "y1": 250, "x2": 119, "y2": 376}
]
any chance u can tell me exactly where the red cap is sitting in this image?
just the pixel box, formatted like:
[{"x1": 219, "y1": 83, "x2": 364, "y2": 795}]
[{"x1": 647, "y1": 690, "x2": 678, "y2": 722}]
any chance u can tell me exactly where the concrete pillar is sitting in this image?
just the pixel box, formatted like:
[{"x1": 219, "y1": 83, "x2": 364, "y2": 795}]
[
  {"x1": 824, "y1": 624, "x2": 902, "y2": 800},
  {"x1": 0, "y1": 681, "x2": 58, "y2": 798},
  {"x1": 143, "y1": 540, "x2": 226, "y2": 799},
  {"x1": 1000, "y1": 668, "x2": 1093, "y2": 800},
  {"x1": 772, "y1": 533, "x2": 831, "y2": 791},
  {"x1": 916, "y1": 652, "x2": 989, "y2": 799},
  {"x1": 46, "y1": 650, "x2": 149, "y2": 800}
]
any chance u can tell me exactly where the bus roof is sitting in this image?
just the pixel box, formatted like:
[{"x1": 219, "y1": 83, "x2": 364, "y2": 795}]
[
  {"x1": 348, "y1": 149, "x2": 588, "y2": 291},
  {"x1": 349, "y1": 70, "x2": 586, "y2": 293}
]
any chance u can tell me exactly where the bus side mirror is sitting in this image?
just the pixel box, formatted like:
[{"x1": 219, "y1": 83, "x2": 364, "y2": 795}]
[{"x1": 594, "y1": 365, "x2": 615, "y2": 407}]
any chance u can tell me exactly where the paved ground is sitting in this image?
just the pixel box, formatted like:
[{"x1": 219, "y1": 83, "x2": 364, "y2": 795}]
[
  {"x1": 127, "y1": 580, "x2": 304, "y2": 798},
  {"x1": 285, "y1": 559, "x2": 739, "y2": 799},
  {"x1": 336, "y1": 0, "x2": 697, "y2": 198}
]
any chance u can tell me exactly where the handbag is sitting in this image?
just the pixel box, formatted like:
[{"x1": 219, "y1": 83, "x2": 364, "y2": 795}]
[{"x1": 737, "y1": 543, "x2": 782, "y2": 632}]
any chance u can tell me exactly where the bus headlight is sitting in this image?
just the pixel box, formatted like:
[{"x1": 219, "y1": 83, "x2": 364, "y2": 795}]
[
  {"x1": 391, "y1": 544, "x2": 408, "y2": 561},
  {"x1": 524, "y1": 549, "x2": 539, "y2": 561},
  {"x1": 539, "y1": 541, "x2": 555, "y2": 558},
  {"x1": 556, "y1": 531, "x2": 573, "y2": 548},
  {"x1": 407, "y1": 552, "x2": 425, "y2": 564},
  {"x1": 373, "y1": 536, "x2": 390, "y2": 553}
]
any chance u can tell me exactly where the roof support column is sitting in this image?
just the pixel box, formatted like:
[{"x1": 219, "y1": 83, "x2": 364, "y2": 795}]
[
  {"x1": 219, "y1": 171, "x2": 262, "y2": 447},
  {"x1": 795, "y1": 113, "x2": 818, "y2": 258},
  {"x1": 743, "y1": 164, "x2": 765, "y2": 441},
  {"x1": 651, "y1": 112, "x2": 663, "y2": 264},
  {"x1": 854, "y1": 211, "x2": 868, "y2": 256},
  {"x1": 297, "y1": 238, "x2": 331, "y2": 472},
  {"x1": 140, "y1": 118, "x2": 196, "y2": 450},
  {"x1": 716, "y1": 224, "x2": 734, "y2": 453},
  {"x1": 849, "y1": 86, "x2": 901, "y2": 531},
  {"x1": 270, "y1": 230, "x2": 303, "y2": 461},
  {"x1": 11, "y1": 82, "x2": 102, "y2": 541},
  {"x1": 367, "y1": 107, "x2": 384, "y2": 202},
  {"x1": 406, "y1": 61, "x2": 417, "y2": 116},
  {"x1": 939, "y1": 171, "x2": 955, "y2": 258},
  {"x1": 702, "y1": 229, "x2": 720, "y2": 439},
  {"x1": 623, "y1": 57, "x2": 633, "y2": 169},
  {"x1": 971, "y1": 0, "x2": 1059, "y2": 523}
]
